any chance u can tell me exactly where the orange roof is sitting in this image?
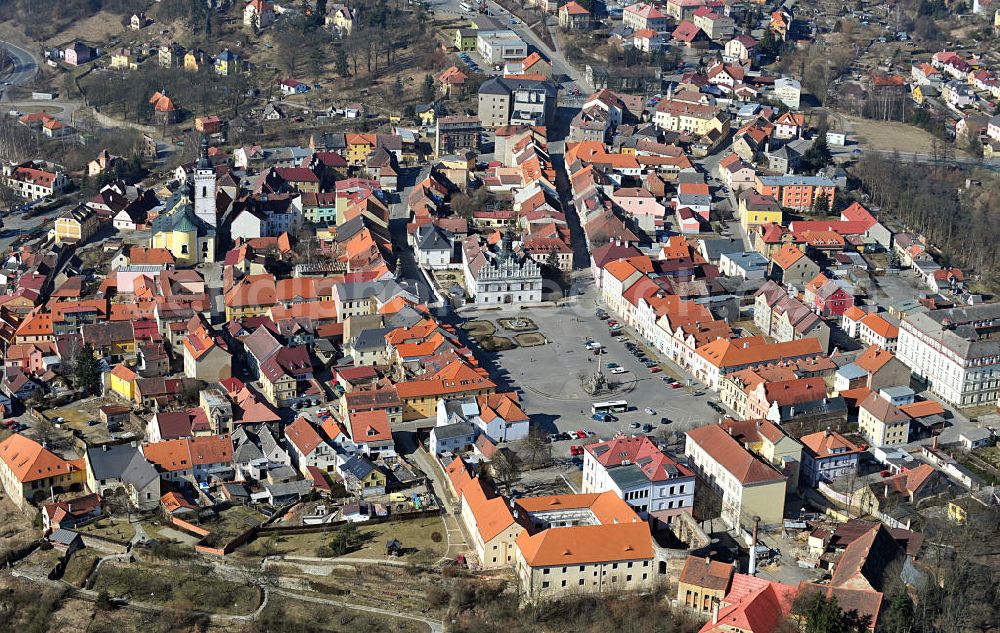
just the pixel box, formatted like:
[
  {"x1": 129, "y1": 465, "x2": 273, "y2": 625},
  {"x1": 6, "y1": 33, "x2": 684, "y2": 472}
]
[
  {"x1": 761, "y1": 377, "x2": 827, "y2": 406},
  {"x1": 461, "y1": 477, "x2": 518, "y2": 542},
  {"x1": 855, "y1": 345, "x2": 895, "y2": 373},
  {"x1": 347, "y1": 409, "x2": 392, "y2": 444},
  {"x1": 842, "y1": 305, "x2": 866, "y2": 322},
  {"x1": 0, "y1": 433, "x2": 82, "y2": 483},
  {"x1": 770, "y1": 243, "x2": 805, "y2": 269},
  {"x1": 445, "y1": 455, "x2": 474, "y2": 498},
  {"x1": 142, "y1": 438, "x2": 192, "y2": 472},
  {"x1": 859, "y1": 313, "x2": 898, "y2": 339},
  {"x1": 696, "y1": 336, "x2": 822, "y2": 369},
  {"x1": 800, "y1": 430, "x2": 861, "y2": 458},
  {"x1": 515, "y1": 521, "x2": 653, "y2": 566},
  {"x1": 128, "y1": 247, "x2": 176, "y2": 266},
  {"x1": 898, "y1": 399, "x2": 945, "y2": 419},
  {"x1": 110, "y1": 363, "x2": 137, "y2": 382},
  {"x1": 284, "y1": 416, "x2": 325, "y2": 455},
  {"x1": 561, "y1": 0, "x2": 590, "y2": 14},
  {"x1": 143, "y1": 434, "x2": 233, "y2": 472},
  {"x1": 225, "y1": 275, "x2": 276, "y2": 309},
  {"x1": 686, "y1": 424, "x2": 786, "y2": 485}
]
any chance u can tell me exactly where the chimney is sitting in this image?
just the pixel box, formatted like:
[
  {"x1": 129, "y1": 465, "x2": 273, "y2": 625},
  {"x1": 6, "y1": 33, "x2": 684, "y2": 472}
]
[
  {"x1": 712, "y1": 602, "x2": 720, "y2": 625},
  {"x1": 748, "y1": 516, "x2": 761, "y2": 576},
  {"x1": 932, "y1": 435, "x2": 938, "y2": 449}
]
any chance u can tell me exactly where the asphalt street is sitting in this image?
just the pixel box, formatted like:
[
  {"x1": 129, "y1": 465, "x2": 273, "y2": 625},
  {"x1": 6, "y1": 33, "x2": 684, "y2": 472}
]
[{"x1": 0, "y1": 38, "x2": 38, "y2": 92}]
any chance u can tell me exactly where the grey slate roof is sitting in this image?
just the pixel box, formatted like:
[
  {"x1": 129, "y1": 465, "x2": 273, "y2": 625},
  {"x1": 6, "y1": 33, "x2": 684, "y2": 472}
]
[
  {"x1": 432, "y1": 421, "x2": 477, "y2": 441},
  {"x1": 341, "y1": 454, "x2": 377, "y2": 480},
  {"x1": 88, "y1": 443, "x2": 159, "y2": 491}
]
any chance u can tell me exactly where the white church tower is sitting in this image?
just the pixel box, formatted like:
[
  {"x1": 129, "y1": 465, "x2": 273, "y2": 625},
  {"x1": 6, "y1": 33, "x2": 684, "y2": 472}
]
[{"x1": 193, "y1": 136, "x2": 217, "y2": 227}]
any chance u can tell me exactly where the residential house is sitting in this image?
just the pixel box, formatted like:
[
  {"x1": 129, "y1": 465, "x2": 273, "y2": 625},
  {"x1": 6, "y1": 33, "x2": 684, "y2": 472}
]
[
  {"x1": 0, "y1": 434, "x2": 87, "y2": 509},
  {"x1": 858, "y1": 391, "x2": 910, "y2": 447},
  {"x1": 582, "y1": 435, "x2": 695, "y2": 525},
  {"x1": 558, "y1": 1, "x2": 591, "y2": 29},
  {"x1": 685, "y1": 423, "x2": 787, "y2": 528},
  {"x1": 799, "y1": 430, "x2": 862, "y2": 487},
  {"x1": 85, "y1": 442, "x2": 161, "y2": 511}
]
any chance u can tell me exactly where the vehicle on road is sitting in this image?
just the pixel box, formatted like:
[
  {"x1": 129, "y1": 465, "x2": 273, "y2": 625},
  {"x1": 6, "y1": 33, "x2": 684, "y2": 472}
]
[
  {"x1": 606, "y1": 362, "x2": 619, "y2": 369},
  {"x1": 660, "y1": 417, "x2": 672, "y2": 425},
  {"x1": 708, "y1": 401, "x2": 725, "y2": 413},
  {"x1": 574, "y1": 430, "x2": 587, "y2": 439},
  {"x1": 642, "y1": 423, "x2": 653, "y2": 433},
  {"x1": 629, "y1": 422, "x2": 640, "y2": 429},
  {"x1": 671, "y1": 382, "x2": 683, "y2": 389},
  {"x1": 592, "y1": 400, "x2": 628, "y2": 414},
  {"x1": 650, "y1": 366, "x2": 662, "y2": 374}
]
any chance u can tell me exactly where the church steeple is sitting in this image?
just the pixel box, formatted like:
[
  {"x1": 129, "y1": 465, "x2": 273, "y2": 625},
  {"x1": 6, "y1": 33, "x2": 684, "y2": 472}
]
[{"x1": 193, "y1": 135, "x2": 217, "y2": 227}]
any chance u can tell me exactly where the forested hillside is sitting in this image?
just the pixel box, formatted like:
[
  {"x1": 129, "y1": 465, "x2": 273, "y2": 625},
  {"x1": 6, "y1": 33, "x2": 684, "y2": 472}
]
[{"x1": 853, "y1": 153, "x2": 1000, "y2": 290}]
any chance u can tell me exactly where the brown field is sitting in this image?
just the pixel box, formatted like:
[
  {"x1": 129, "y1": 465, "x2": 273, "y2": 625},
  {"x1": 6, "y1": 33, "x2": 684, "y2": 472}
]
[
  {"x1": 44, "y1": 11, "x2": 128, "y2": 47},
  {"x1": 840, "y1": 114, "x2": 956, "y2": 155}
]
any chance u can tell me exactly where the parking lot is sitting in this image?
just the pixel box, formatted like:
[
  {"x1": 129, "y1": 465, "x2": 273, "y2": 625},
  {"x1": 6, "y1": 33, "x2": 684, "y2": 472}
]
[{"x1": 462, "y1": 281, "x2": 730, "y2": 461}]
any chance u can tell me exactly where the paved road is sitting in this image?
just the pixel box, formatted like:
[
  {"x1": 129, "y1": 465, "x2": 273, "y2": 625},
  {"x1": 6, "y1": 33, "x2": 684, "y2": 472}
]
[{"x1": 0, "y1": 38, "x2": 38, "y2": 95}]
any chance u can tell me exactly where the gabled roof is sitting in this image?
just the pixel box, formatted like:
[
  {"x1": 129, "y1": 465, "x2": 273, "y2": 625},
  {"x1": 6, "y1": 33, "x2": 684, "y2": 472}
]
[
  {"x1": 284, "y1": 417, "x2": 325, "y2": 455},
  {"x1": 686, "y1": 424, "x2": 786, "y2": 485},
  {"x1": 0, "y1": 434, "x2": 82, "y2": 483}
]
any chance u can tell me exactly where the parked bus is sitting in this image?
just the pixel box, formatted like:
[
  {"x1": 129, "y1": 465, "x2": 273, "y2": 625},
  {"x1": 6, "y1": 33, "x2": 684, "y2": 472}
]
[{"x1": 591, "y1": 400, "x2": 628, "y2": 414}]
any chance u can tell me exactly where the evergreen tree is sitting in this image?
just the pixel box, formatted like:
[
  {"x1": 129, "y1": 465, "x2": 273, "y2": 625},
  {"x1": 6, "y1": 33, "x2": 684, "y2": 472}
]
[
  {"x1": 74, "y1": 343, "x2": 101, "y2": 395},
  {"x1": 334, "y1": 46, "x2": 349, "y2": 77},
  {"x1": 812, "y1": 191, "x2": 830, "y2": 215},
  {"x1": 422, "y1": 73, "x2": 435, "y2": 102},
  {"x1": 545, "y1": 248, "x2": 560, "y2": 271}
]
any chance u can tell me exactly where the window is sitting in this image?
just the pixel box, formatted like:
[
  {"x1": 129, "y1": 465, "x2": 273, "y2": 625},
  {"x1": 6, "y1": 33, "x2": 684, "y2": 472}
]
[{"x1": 542, "y1": 581, "x2": 549, "y2": 588}]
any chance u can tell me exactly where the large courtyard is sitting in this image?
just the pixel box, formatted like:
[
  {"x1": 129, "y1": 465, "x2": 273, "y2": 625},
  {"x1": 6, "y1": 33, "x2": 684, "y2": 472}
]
[{"x1": 459, "y1": 278, "x2": 730, "y2": 454}]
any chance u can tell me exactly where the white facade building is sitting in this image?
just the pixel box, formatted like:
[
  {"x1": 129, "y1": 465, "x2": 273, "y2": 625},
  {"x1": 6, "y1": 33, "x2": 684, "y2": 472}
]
[
  {"x1": 896, "y1": 305, "x2": 1000, "y2": 407},
  {"x1": 582, "y1": 435, "x2": 695, "y2": 524},
  {"x1": 461, "y1": 231, "x2": 542, "y2": 305}
]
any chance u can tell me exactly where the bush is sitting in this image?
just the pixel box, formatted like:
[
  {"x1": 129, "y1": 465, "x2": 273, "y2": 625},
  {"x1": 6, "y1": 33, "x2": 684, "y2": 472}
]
[{"x1": 430, "y1": 531, "x2": 443, "y2": 543}]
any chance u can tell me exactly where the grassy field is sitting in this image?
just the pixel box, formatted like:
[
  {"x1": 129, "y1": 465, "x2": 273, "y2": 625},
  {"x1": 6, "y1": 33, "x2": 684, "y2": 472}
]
[
  {"x1": 199, "y1": 505, "x2": 267, "y2": 544},
  {"x1": 260, "y1": 516, "x2": 447, "y2": 562},
  {"x1": 0, "y1": 495, "x2": 39, "y2": 564},
  {"x1": 841, "y1": 114, "x2": 954, "y2": 155},
  {"x1": 260, "y1": 594, "x2": 430, "y2": 633},
  {"x1": 78, "y1": 517, "x2": 135, "y2": 544},
  {"x1": 62, "y1": 548, "x2": 100, "y2": 587},
  {"x1": 461, "y1": 320, "x2": 496, "y2": 337},
  {"x1": 91, "y1": 561, "x2": 259, "y2": 615}
]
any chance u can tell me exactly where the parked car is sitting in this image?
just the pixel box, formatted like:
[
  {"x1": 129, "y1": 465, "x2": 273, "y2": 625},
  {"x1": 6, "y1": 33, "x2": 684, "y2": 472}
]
[
  {"x1": 660, "y1": 417, "x2": 672, "y2": 425},
  {"x1": 650, "y1": 366, "x2": 662, "y2": 374},
  {"x1": 610, "y1": 367, "x2": 627, "y2": 374},
  {"x1": 606, "y1": 362, "x2": 620, "y2": 369},
  {"x1": 569, "y1": 445, "x2": 584, "y2": 456},
  {"x1": 629, "y1": 422, "x2": 641, "y2": 429},
  {"x1": 642, "y1": 423, "x2": 653, "y2": 433},
  {"x1": 708, "y1": 401, "x2": 725, "y2": 413},
  {"x1": 643, "y1": 407, "x2": 656, "y2": 415},
  {"x1": 574, "y1": 430, "x2": 587, "y2": 439},
  {"x1": 671, "y1": 382, "x2": 683, "y2": 389}
]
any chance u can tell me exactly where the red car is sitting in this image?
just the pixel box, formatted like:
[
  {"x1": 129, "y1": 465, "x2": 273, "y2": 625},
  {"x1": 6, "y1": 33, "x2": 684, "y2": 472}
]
[
  {"x1": 671, "y1": 382, "x2": 683, "y2": 389},
  {"x1": 649, "y1": 366, "x2": 662, "y2": 373},
  {"x1": 574, "y1": 430, "x2": 587, "y2": 439},
  {"x1": 569, "y1": 445, "x2": 584, "y2": 456}
]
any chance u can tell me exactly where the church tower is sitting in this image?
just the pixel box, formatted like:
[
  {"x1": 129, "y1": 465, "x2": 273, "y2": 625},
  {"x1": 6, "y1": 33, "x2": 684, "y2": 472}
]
[{"x1": 193, "y1": 136, "x2": 217, "y2": 227}]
